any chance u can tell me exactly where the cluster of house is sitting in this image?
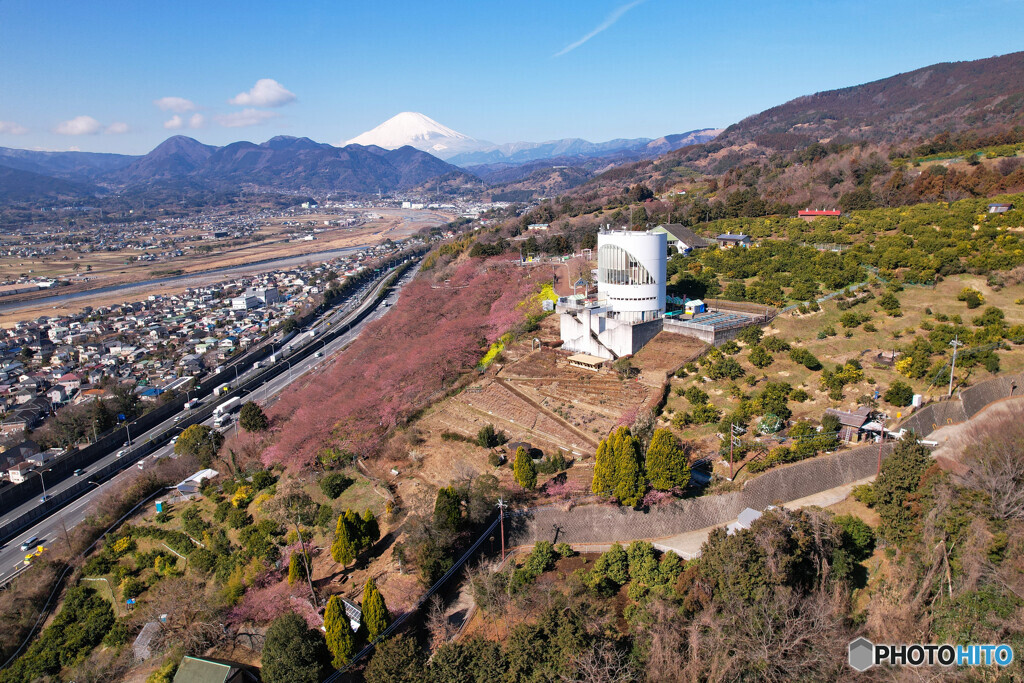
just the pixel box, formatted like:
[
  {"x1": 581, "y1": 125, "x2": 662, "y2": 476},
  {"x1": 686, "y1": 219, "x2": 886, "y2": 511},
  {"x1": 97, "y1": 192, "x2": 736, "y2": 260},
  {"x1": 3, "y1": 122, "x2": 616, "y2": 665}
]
[{"x1": 0, "y1": 237, "x2": 418, "y2": 484}]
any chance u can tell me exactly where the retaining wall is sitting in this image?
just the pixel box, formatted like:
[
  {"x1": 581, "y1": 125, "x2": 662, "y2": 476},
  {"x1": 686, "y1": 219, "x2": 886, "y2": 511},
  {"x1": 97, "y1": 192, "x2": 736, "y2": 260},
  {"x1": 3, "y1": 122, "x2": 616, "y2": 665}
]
[{"x1": 510, "y1": 441, "x2": 893, "y2": 548}]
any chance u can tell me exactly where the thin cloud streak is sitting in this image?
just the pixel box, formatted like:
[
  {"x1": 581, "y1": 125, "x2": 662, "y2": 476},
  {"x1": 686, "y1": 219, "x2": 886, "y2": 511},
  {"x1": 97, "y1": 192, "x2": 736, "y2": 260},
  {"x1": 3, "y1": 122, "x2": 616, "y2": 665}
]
[{"x1": 554, "y1": 0, "x2": 646, "y2": 57}]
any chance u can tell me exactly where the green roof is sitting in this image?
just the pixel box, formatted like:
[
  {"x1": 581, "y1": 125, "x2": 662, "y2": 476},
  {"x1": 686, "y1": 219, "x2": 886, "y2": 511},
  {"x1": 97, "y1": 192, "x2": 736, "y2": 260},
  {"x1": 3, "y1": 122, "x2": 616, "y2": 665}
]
[{"x1": 172, "y1": 656, "x2": 236, "y2": 683}]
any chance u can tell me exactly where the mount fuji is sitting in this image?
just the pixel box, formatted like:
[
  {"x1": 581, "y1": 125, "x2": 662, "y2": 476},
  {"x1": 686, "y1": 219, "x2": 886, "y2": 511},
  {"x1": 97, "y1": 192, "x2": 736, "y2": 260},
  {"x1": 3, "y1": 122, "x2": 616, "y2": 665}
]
[
  {"x1": 344, "y1": 112, "x2": 721, "y2": 170},
  {"x1": 344, "y1": 112, "x2": 491, "y2": 160}
]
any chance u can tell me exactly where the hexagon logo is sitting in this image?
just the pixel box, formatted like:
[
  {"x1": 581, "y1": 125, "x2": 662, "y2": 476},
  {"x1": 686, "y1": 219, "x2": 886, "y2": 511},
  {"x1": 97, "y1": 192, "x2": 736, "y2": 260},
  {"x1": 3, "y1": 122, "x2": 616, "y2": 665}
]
[{"x1": 849, "y1": 637, "x2": 875, "y2": 672}]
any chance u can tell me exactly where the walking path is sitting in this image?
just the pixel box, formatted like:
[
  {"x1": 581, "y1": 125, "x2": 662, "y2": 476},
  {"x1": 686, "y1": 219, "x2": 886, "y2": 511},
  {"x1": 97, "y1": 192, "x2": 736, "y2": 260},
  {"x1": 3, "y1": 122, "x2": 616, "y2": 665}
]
[{"x1": 653, "y1": 474, "x2": 876, "y2": 559}]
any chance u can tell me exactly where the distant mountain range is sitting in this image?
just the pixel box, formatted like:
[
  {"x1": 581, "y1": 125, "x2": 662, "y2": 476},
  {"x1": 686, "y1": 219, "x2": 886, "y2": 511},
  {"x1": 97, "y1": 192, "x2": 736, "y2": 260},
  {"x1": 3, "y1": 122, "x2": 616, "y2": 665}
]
[
  {"x1": 0, "y1": 136, "x2": 475, "y2": 202},
  {"x1": 13, "y1": 49, "x2": 1022, "y2": 208},
  {"x1": 344, "y1": 111, "x2": 721, "y2": 168}
]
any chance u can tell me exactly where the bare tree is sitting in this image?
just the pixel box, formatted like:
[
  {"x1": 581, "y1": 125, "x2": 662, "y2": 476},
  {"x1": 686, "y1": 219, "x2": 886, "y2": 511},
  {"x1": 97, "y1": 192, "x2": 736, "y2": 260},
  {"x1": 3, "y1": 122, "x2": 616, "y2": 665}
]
[
  {"x1": 143, "y1": 575, "x2": 224, "y2": 655},
  {"x1": 958, "y1": 414, "x2": 1024, "y2": 520},
  {"x1": 562, "y1": 640, "x2": 638, "y2": 683},
  {"x1": 426, "y1": 594, "x2": 455, "y2": 648}
]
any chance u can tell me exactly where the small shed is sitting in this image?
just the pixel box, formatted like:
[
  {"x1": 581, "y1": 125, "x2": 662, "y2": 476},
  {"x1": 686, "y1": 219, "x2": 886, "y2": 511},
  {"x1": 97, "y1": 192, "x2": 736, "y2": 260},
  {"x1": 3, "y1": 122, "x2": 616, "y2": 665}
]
[
  {"x1": 727, "y1": 507, "x2": 764, "y2": 535},
  {"x1": 133, "y1": 621, "x2": 160, "y2": 662},
  {"x1": 824, "y1": 406, "x2": 874, "y2": 442},
  {"x1": 174, "y1": 468, "x2": 219, "y2": 497},
  {"x1": 567, "y1": 353, "x2": 605, "y2": 371},
  {"x1": 798, "y1": 209, "x2": 841, "y2": 222},
  {"x1": 172, "y1": 656, "x2": 258, "y2": 683},
  {"x1": 684, "y1": 299, "x2": 706, "y2": 315},
  {"x1": 715, "y1": 233, "x2": 751, "y2": 249}
]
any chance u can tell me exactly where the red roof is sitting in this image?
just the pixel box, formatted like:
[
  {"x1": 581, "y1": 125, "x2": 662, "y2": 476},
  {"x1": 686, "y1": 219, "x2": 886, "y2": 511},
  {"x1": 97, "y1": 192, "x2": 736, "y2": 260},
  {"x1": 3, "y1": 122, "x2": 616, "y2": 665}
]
[{"x1": 799, "y1": 209, "x2": 841, "y2": 217}]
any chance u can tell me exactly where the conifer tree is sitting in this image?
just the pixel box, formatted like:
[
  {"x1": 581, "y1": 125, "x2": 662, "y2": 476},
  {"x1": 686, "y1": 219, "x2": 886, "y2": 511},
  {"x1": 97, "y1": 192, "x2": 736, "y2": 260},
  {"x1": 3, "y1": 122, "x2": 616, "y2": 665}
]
[
  {"x1": 287, "y1": 552, "x2": 306, "y2": 586},
  {"x1": 324, "y1": 595, "x2": 356, "y2": 668},
  {"x1": 331, "y1": 513, "x2": 356, "y2": 565},
  {"x1": 361, "y1": 509, "x2": 380, "y2": 548},
  {"x1": 513, "y1": 446, "x2": 537, "y2": 490},
  {"x1": 592, "y1": 426, "x2": 626, "y2": 495},
  {"x1": 645, "y1": 428, "x2": 691, "y2": 491},
  {"x1": 613, "y1": 435, "x2": 645, "y2": 507},
  {"x1": 362, "y1": 577, "x2": 391, "y2": 641}
]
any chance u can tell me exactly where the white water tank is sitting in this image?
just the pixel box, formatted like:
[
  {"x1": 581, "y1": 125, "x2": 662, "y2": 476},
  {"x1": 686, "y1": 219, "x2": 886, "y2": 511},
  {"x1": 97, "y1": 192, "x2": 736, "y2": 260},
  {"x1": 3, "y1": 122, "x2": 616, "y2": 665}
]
[{"x1": 597, "y1": 230, "x2": 666, "y2": 322}]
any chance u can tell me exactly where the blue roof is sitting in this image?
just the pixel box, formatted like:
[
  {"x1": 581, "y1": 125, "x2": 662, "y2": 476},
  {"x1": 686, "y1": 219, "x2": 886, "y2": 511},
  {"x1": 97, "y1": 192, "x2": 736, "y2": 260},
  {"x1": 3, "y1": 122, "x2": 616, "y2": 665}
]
[{"x1": 716, "y1": 233, "x2": 750, "y2": 240}]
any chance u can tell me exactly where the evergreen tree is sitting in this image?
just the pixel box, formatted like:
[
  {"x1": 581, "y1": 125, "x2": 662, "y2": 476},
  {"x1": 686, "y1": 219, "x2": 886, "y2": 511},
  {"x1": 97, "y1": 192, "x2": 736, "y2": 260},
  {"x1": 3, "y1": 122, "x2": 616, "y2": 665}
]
[
  {"x1": 361, "y1": 509, "x2": 380, "y2": 547},
  {"x1": 749, "y1": 344, "x2": 774, "y2": 368},
  {"x1": 512, "y1": 446, "x2": 537, "y2": 490},
  {"x1": 239, "y1": 401, "x2": 270, "y2": 432},
  {"x1": 592, "y1": 426, "x2": 627, "y2": 495},
  {"x1": 261, "y1": 612, "x2": 328, "y2": 683},
  {"x1": 645, "y1": 428, "x2": 691, "y2": 491},
  {"x1": 613, "y1": 431, "x2": 645, "y2": 507},
  {"x1": 364, "y1": 634, "x2": 426, "y2": 683},
  {"x1": 362, "y1": 577, "x2": 391, "y2": 641},
  {"x1": 433, "y1": 486, "x2": 463, "y2": 533},
  {"x1": 594, "y1": 542, "x2": 630, "y2": 585},
  {"x1": 287, "y1": 552, "x2": 306, "y2": 586},
  {"x1": 874, "y1": 439, "x2": 931, "y2": 546},
  {"x1": 331, "y1": 513, "x2": 356, "y2": 565},
  {"x1": 324, "y1": 595, "x2": 356, "y2": 669}
]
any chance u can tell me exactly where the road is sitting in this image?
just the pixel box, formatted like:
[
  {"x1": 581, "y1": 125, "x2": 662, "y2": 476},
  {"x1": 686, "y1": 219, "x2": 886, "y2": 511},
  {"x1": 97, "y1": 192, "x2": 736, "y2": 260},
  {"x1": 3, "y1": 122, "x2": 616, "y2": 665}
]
[{"x1": 0, "y1": 261, "x2": 418, "y2": 583}]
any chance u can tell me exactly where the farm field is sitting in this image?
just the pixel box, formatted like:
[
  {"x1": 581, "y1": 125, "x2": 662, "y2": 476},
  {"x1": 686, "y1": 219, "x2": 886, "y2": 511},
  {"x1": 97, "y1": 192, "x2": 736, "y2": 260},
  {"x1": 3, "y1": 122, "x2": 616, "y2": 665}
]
[
  {"x1": 0, "y1": 207, "x2": 450, "y2": 324},
  {"x1": 660, "y1": 272, "x2": 1024, "y2": 478}
]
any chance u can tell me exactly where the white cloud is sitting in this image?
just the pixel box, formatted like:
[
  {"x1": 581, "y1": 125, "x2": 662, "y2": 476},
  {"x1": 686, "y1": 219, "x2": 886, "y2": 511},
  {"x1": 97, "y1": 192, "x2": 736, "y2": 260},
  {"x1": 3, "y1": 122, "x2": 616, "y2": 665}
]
[
  {"x1": 0, "y1": 121, "x2": 29, "y2": 135},
  {"x1": 164, "y1": 115, "x2": 184, "y2": 130},
  {"x1": 105, "y1": 122, "x2": 129, "y2": 134},
  {"x1": 229, "y1": 78, "x2": 296, "y2": 107},
  {"x1": 54, "y1": 115, "x2": 102, "y2": 135},
  {"x1": 216, "y1": 108, "x2": 280, "y2": 128},
  {"x1": 189, "y1": 113, "x2": 205, "y2": 129},
  {"x1": 554, "y1": 0, "x2": 645, "y2": 57},
  {"x1": 154, "y1": 96, "x2": 196, "y2": 113}
]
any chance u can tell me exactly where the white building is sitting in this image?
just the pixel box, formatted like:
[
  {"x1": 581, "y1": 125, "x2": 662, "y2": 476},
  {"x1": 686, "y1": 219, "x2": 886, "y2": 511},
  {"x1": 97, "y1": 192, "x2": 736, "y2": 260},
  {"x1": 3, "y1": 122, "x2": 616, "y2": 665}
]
[{"x1": 557, "y1": 230, "x2": 667, "y2": 359}]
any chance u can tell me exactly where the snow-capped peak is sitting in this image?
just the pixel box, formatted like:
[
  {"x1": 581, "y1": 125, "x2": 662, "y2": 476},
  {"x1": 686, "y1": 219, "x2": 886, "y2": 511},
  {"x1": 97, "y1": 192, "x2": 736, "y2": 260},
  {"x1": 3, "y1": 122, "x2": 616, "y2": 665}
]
[{"x1": 343, "y1": 112, "x2": 489, "y2": 159}]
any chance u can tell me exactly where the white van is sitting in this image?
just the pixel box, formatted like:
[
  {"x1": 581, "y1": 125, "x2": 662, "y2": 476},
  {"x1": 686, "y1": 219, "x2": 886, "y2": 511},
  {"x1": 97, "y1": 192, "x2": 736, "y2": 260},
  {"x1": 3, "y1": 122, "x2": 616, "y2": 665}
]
[{"x1": 20, "y1": 536, "x2": 38, "y2": 552}]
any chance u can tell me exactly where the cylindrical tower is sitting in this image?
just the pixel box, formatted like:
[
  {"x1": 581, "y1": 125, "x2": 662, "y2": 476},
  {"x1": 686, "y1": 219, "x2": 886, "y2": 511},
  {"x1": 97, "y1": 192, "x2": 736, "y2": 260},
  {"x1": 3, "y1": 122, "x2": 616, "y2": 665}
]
[{"x1": 597, "y1": 230, "x2": 666, "y2": 323}]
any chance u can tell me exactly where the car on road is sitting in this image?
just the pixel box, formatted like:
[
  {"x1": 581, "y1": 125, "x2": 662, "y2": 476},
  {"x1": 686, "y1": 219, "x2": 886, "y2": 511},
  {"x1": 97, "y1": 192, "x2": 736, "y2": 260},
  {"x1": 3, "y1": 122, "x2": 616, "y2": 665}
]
[
  {"x1": 73, "y1": 468, "x2": 85, "y2": 476},
  {"x1": 117, "y1": 449, "x2": 126, "y2": 458},
  {"x1": 20, "y1": 536, "x2": 38, "y2": 551},
  {"x1": 39, "y1": 495, "x2": 49, "y2": 503},
  {"x1": 170, "y1": 436, "x2": 179, "y2": 446},
  {"x1": 173, "y1": 415, "x2": 183, "y2": 423},
  {"x1": 315, "y1": 351, "x2": 324, "y2": 358}
]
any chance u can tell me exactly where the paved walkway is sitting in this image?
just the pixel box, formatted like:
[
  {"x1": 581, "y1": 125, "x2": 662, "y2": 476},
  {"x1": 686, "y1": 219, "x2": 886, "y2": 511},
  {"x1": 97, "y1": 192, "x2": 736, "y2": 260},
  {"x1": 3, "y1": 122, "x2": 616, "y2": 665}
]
[{"x1": 653, "y1": 474, "x2": 877, "y2": 559}]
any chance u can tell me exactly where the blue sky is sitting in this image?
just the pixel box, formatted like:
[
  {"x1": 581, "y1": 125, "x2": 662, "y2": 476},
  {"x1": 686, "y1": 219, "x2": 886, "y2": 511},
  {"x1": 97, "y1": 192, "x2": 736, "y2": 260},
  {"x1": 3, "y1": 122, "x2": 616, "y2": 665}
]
[{"x1": 1, "y1": 0, "x2": 1023, "y2": 154}]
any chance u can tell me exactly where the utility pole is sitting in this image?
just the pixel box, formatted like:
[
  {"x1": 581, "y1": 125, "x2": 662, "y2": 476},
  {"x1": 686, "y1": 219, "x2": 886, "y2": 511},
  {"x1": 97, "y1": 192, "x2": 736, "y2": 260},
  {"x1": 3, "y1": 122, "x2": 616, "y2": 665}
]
[
  {"x1": 496, "y1": 498, "x2": 507, "y2": 561},
  {"x1": 948, "y1": 336, "x2": 963, "y2": 397},
  {"x1": 728, "y1": 424, "x2": 742, "y2": 480},
  {"x1": 876, "y1": 420, "x2": 886, "y2": 477},
  {"x1": 728, "y1": 424, "x2": 734, "y2": 480}
]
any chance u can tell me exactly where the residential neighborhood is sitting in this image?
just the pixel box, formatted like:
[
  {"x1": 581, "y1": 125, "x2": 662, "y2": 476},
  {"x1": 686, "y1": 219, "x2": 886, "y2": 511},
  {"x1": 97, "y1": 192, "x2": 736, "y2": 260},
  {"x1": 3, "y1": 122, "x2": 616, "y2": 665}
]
[{"x1": 0, "y1": 235, "x2": 419, "y2": 485}]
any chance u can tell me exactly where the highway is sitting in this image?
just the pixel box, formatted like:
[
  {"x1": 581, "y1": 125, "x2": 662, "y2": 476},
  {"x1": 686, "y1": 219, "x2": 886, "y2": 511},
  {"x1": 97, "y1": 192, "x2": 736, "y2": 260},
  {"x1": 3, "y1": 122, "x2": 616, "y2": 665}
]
[{"x1": 0, "y1": 261, "x2": 418, "y2": 583}]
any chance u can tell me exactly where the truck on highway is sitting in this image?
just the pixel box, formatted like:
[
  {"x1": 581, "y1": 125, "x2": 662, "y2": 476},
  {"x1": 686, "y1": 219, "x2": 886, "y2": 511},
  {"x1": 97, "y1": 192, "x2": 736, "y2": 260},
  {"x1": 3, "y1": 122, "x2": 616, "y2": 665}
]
[
  {"x1": 184, "y1": 398, "x2": 199, "y2": 410},
  {"x1": 214, "y1": 397, "x2": 241, "y2": 418},
  {"x1": 214, "y1": 383, "x2": 230, "y2": 397}
]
